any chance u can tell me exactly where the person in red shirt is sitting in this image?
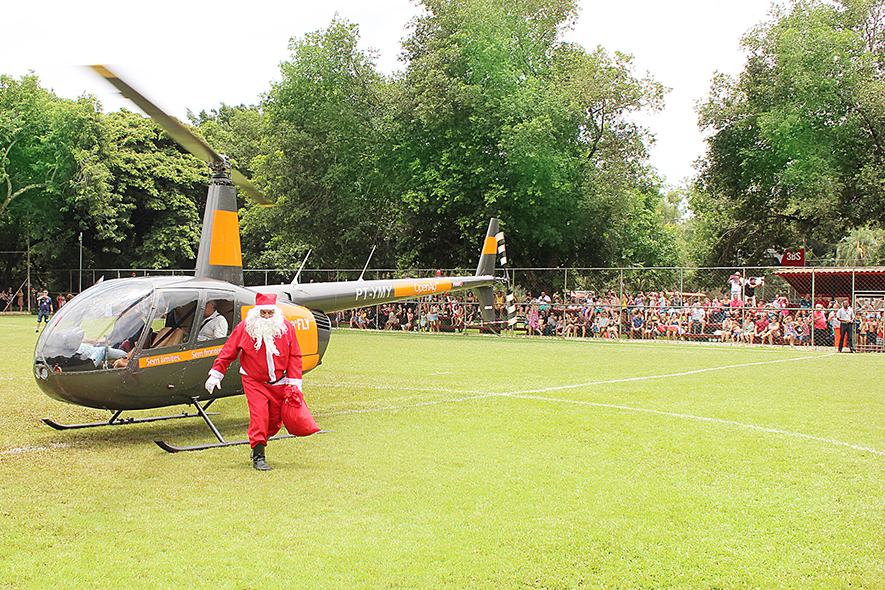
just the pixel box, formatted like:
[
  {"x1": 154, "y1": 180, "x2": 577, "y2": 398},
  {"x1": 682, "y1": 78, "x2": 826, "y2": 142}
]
[
  {"x1": 812, "y1": 303, "x2": 830, "y2": 346},
  {"x1": 205, "y1": 292, "x2": 302, "y2": 471}
]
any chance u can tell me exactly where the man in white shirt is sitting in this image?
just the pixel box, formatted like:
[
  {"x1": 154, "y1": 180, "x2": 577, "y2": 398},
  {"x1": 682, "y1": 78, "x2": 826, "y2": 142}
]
[
  {"x1": 197, "y1": 300, "x2": 229, "y2": 342},
  {"x1": 690, "y1": 302, "x2": 706, "y2": 334},
  {"x1": 835, "y1": 299, "x2": 855, "y2": 353},
  {"x1": 728, "y1": 272, "x2": 744, "y2": 302}
]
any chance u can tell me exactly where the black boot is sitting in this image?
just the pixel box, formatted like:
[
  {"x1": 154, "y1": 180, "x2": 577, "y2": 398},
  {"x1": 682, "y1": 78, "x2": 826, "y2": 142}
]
[{"x1": 251, "y1": 443, "x2": 272, "y2": 471}]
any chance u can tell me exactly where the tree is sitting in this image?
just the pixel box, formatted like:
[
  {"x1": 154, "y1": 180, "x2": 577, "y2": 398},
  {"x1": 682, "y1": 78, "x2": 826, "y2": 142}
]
[
  {"x1": 694, "y1": 0, "x2": 885, "y2": 265},
  {"x1": 835, "y1": 225, "x2": 885, "y2": 265},
  {"x1": 243, "y1": 17, "x2": 396, "y2": 270},
  {"x1": 95, "y1": 110, "x2": 205, "y2": 269},
  {"x1": 386, "y1": 0, "x2": 674, "y2": 269},
  {"x1": 0, "y1": 74, "x2": 112, "y2": 287},
  {"x1": 0, "y1": 74, "x2": 208, "y2": 290}
]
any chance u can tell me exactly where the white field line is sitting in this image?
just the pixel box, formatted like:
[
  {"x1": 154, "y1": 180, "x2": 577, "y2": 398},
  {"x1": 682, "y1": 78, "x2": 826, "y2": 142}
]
[
  {"x1": 317, "y1": 352, "x2": 885, "y2": 456},
  {"x1": 319, "y1": 393, "x2": 498, "y2": 417},
  {"x1": 0, "y1": 442, "x2": 70, "y2": 456},
  {"x1": 314, "y1": 352, "x2": 833, "y2": 399},
  {"x1": 512, "y1": 352, "x2": 836, "y2": 395},
  {"x1": 500, "y1": 392, "x2": 885, "y2": 457}
]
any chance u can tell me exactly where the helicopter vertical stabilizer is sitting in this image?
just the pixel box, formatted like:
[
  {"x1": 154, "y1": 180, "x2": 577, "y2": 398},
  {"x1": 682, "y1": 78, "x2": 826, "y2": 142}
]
[{"x1": 475, "y1": 218, "x2": 501, "y2": 323}]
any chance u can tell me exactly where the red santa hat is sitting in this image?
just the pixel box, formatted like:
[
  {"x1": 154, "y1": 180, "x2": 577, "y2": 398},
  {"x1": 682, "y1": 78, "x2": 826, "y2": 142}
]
[{"x1": 254, "y1": 292, "x2": 278, "y2": 311}]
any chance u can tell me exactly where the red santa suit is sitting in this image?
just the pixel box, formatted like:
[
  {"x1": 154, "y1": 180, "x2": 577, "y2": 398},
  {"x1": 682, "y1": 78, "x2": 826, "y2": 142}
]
[{"x1": 209, "y1": 303, "x2": 302, "y2": 448}]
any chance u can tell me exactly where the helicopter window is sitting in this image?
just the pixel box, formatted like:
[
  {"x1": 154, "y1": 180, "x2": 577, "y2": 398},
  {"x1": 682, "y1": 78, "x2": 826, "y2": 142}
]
[
  {"x1": 194, "y1": 293, "x2": 234, "y2": 343},
  {"x1": 146, "y1": 291, "x2": 200, "y2": 349},
  {"x1": 34, "y1": 279, "x2": 155, "y2": 371}
]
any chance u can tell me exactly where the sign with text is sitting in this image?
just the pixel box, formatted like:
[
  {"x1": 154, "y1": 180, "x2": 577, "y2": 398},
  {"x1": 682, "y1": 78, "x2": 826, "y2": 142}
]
[{"x1": 781, "y1": 248, "x2": 805, "y2": 266}]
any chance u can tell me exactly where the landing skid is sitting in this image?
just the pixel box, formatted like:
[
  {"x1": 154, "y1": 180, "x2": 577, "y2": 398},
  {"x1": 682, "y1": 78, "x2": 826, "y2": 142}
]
[
  {"x1": 154, "y1": 397, "x2": 329, "y2": 453},
  {"x1": 43, "y1": 403, "x2": 218, "y2": 431},
  {"x1": 156, "y1": 433, "x2": 301, "y2": 453}
]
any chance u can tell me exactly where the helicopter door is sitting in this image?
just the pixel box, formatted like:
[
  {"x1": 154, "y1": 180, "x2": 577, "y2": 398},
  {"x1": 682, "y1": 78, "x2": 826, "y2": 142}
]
[
  {"x1": 181, "y1": 291, "x2": 238, "y2": 398},
  {"x1": 146, "y1": 290, "x2": 201, "y2": 351},
  {"x1": 126, "y1": 290, "x2": 201, "y2": 392}
]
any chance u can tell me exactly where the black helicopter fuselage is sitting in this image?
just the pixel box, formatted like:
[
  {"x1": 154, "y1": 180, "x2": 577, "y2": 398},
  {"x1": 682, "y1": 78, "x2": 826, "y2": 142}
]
[{"x1": 32, "y1": 276, "x2": 331, "y2": 411}]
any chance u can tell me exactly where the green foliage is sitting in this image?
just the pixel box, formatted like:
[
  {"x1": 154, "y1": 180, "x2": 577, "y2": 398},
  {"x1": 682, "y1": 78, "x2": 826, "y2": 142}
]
[
  {"x1": 835, "y1": 225, "x2": 885, "y2": 264},
  {"x1": 0, "y1": 74, "x2": 206, "y2": 289},
  {"x1": 0, "y1": 75, "x2": 108, "y2": 285},
  {"x1": 2, "y1": 3, "x2": 683, "y2": 280},
  {"x1": 694, "y1": 0, "x2": 885, "y2": 265},
  {"x1": 246, "y1": 17, "x2": 397, "y2": 270},
  {"x1": 98, "y1": 110, "x2": 205, "y2": 268},
  {"x1": 387, "y1": 0, "x2": 674, "y2": 268},
  {"x1": 189, "y1": 104, "x2": 265, "y2": 178},
  {"x1": 222, "y1": 2, "x2": 678, "y2": 271}
]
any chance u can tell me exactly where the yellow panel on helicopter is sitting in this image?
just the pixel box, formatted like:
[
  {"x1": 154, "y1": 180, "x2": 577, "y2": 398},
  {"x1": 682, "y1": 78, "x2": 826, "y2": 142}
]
[
  {"x1": 393, "y1": 279, "x2": 453, "y2": 299},
  {"x1": 208, "y1": 210, "x2": 243, "y2": 267}
]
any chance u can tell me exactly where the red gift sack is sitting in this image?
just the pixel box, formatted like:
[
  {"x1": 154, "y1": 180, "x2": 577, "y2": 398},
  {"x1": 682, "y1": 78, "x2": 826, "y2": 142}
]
[{"x1": 281, "y1": 388, "x2": 321, "y2": 436}]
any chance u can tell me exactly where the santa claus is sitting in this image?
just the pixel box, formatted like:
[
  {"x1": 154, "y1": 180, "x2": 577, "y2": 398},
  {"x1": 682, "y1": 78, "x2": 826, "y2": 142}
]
[{"x1": 205, "y1": 292, "x2": 302, "y2": 470}]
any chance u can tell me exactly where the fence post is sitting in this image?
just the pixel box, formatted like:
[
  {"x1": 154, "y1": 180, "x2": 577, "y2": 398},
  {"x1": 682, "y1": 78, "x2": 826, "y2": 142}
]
[{"x1": 811, "y1": 269, "x2": 816, "y2": 346}]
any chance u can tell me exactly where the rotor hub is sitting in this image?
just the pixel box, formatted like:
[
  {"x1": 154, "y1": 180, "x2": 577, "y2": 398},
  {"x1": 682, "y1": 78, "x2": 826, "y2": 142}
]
[{"x1": 208, "y1": 157, "x2": 233, "y2": 184}]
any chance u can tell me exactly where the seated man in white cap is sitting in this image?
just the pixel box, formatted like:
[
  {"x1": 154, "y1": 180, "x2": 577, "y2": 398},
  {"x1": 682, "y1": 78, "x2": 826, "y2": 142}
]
[{"x1": 204, "y1": 293, "x2": 302, "y2": 470}]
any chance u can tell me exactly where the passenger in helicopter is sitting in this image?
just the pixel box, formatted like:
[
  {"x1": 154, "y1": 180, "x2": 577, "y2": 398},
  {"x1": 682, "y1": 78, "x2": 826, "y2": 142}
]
[{"x1": 196, "y1": 300, "x2": 229, "y2": 342}]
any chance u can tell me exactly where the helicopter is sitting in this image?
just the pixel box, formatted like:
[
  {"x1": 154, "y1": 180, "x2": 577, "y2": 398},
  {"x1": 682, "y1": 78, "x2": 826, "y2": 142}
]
[{"x1": 32, "y1": 65, "x2": 516, "y2": 452}]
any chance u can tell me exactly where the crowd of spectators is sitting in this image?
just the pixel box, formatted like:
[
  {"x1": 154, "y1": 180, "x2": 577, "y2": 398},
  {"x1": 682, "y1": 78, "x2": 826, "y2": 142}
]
[
  {"x1": 334, "y1": 292, "x2": 488, "y2": 334},
  {"x1": 9, "y1": 276, "x2": 883, "y2": 351},
  {"x1": 333, "y1": 277, "x2": 885, "y2": 351},
  {"x1": 0, "y1": 288, "x2": 25, "y2": 312}
]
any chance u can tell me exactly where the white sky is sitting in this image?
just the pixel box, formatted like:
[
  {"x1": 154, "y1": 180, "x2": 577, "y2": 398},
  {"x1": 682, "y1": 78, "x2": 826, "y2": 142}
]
[{"x1": 3, "y1": 0, "x2": 779, "y2": 187}]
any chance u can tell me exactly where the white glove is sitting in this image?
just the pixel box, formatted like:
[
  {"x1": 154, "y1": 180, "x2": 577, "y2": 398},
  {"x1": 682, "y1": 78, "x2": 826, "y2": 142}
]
[{"x1": 205, "y1": 375, "x2": 222, "y2": 394}]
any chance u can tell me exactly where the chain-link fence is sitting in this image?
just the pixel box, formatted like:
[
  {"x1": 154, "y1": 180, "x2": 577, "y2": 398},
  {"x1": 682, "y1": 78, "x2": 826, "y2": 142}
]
[{"x1": 32, "y1": 266, "x2": 885, "y2": 352}]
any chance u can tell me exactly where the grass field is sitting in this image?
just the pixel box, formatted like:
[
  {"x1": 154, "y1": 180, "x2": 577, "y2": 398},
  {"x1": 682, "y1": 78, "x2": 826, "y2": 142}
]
[{"x1": 2, "y1": 314, "x2": 885, "y2": 589}]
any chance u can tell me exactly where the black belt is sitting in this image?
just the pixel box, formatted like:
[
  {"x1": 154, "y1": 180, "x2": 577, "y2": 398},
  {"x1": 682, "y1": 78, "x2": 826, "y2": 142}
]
[{"x1": 266, "y1": 371, "x2": 287, "y2": 386}]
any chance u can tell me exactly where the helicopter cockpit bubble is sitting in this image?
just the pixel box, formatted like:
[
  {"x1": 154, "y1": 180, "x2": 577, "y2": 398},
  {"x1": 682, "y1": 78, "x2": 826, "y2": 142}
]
[{"x1": 35, "y1": 279, "x2": 155, "y2": 372}]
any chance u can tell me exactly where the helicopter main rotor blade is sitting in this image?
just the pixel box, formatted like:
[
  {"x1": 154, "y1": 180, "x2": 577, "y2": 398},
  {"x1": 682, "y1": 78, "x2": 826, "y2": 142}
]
[
  {"x1": 89, "y1": 65, "x2": 273, "y2": 207},
  {"x1": 231, "y1": 168, "x2": 269, "y2": 204}
]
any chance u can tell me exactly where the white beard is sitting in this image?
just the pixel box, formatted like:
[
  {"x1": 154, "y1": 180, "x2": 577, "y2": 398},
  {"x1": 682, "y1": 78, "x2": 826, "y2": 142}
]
[{"x1": 245, "y1": 307, "x2": 287, "y2": 355}]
